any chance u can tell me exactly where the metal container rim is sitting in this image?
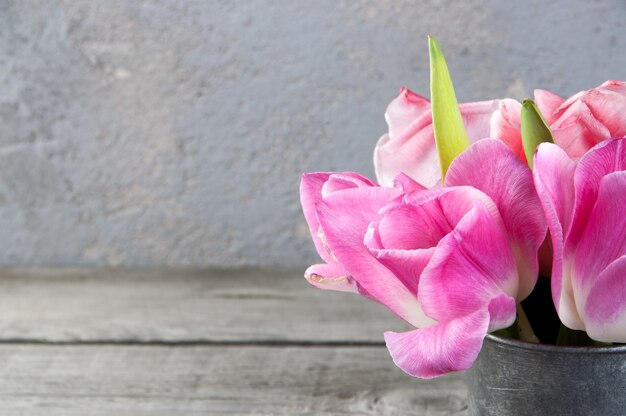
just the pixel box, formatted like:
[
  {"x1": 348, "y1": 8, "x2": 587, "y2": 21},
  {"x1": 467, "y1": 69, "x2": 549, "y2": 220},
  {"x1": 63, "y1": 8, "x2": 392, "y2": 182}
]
[{"x1": 485, "y1": 334, "x2": 626, "y2": 354}]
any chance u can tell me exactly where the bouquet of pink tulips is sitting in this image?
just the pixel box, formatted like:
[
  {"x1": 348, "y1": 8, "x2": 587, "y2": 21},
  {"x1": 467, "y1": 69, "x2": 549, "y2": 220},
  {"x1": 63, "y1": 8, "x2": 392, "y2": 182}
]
[{"x1": 300, "y1": 37, "x2": 626, "y2": 378}]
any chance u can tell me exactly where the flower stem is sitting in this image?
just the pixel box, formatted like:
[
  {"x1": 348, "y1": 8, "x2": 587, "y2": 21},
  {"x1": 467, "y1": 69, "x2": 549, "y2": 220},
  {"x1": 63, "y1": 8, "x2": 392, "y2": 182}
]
[{"x1": 515, "y1": 303, "x2": 540, "y2": 343}]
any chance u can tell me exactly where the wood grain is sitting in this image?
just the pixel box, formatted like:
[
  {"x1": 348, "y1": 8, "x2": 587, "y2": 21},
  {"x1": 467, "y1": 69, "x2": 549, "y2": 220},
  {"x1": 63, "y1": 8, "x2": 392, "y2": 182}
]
[
  {"x1": 0, "y1": 268, "x2": 467, "y2": 415},
  {"x1": 0, "y1": 268, "x2": 409, "y2": 343},
  {"x1": 0, "y1": 344, "x2": 467, "y2": 416}
]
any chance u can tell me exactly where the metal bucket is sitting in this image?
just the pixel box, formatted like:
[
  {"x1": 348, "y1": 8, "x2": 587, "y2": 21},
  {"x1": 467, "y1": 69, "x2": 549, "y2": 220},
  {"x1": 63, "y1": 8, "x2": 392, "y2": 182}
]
[{"x1": 467, "y1": 334, "x2": 626, "y2": 416}]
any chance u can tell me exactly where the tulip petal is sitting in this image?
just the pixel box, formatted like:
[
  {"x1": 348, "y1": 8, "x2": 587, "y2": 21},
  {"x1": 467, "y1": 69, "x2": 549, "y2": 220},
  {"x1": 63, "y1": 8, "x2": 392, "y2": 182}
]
[
  {"x1": 373, "y1": 123, "x2": 441, "y2": 188},
  {"x1": 579, "y1": 87, "x2": 626, "y2": 137},
  {"x1": 392, "y1": 172, "x2": 427, "y2": 193},
  {"x1": 533, "y1": 143, "x2": 581, "y2": 329},
  {"x1": 384, "y1": 309, "x2": 489, "y2": 378},
  {"x1": 301, "y1": 172, "x2": 335, "y2": 263},
  {"x1": 304, "y1": 263, "x2": 358, "y2": 293},
  {"x1": 381, "y1": 186, "x2": 495, "y2": 250},
  {"x1": 487, "y1": 294, "x2": 517, "y2": 332},
  {"x1": 301, "y1": 172, "x2": 374, "y2": 263},
  {"x1": 584, "y1": 256, "x2": 626, "y2": 342},
  {"x1": 316, "y1": 187, "x2": 431, "y2": 327},
  {"x1": 534, "y1": 89, "x2": 565, "y2": 125},
  {"x1": 419, "y1": 202, "x2": 518, "y2": 322},
  {"x1": 364, "y1": 225, "x2": 437, "y2": 327},
  {"x1": 366, "y1": 244, "x2": 435, "y2": 299},
  {"x1": 551, "y1": 100, "x2": 610, "y2": 158},
  {"x1": 374, "y1": 95, "x2": 503, "y2": 188},
  {"x1": 553, "y1": 89, "x2": 586, "y2": 117},
  {"x1": 375, "y1": 202, "x2": 450, "y2": 250},
  {"x1": 445, "y1": 139, "x2": 546, "y2": 299},
  {"x1": 572, "y1": 171, "x2": 626, "y2": 294},
  {"x1": 459, "y1": 100, "x2": 502, "y2": 143},
  {"x1": 600, "y1": 80, "x2": 626, "y2": 95},
  {"x1": 320, "y1": 173, "x2": 376, "y2": 198},
  {"x1": 385, "y1": 88, "x2": 431, "y2": 140},
  {"x1": 374, "y1": 89, "x2": 434, "y2": 188},
  {"x1": 569, "y1": 139, "x2": 626, "y2": 250},
  {"x1": 490, "y1": 99, "x2": 525, "y2": 161}
]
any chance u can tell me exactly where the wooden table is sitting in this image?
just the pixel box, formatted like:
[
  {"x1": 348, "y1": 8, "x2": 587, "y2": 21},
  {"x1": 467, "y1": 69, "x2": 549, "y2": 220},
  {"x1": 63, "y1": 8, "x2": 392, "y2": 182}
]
[{"x1": 0, "y1": 268, "x2": 467, "y2": 415}]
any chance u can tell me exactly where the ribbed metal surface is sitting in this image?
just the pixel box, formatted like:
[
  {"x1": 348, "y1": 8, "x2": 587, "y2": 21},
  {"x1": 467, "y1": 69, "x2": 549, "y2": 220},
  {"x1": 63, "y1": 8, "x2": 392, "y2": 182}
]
[{"x1": 467, "y1": 335, "x2": 626, "y2": 416}]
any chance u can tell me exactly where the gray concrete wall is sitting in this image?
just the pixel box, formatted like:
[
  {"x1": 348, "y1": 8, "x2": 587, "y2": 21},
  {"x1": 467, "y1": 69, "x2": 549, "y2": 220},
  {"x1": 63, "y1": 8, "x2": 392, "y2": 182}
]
[{"x1": 0, "y1": 0, "x2": 624, "y2": 267}]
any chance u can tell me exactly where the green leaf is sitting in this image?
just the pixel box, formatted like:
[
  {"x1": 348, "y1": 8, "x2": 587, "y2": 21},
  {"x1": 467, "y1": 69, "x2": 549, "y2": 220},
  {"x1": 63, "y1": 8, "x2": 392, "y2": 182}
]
[
  {"x1": 521, "y1": 99, "x2": 554, "y2": 168},
  {"x1": 428, "y1": 36, "x2": 471, "y2": 179}
]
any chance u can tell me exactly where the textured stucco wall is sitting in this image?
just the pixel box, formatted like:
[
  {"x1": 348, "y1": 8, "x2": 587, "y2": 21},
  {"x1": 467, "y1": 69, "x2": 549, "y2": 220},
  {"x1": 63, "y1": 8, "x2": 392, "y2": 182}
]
[{"x1": 0, "y1": 0, "x2": 624, "y2": 267}]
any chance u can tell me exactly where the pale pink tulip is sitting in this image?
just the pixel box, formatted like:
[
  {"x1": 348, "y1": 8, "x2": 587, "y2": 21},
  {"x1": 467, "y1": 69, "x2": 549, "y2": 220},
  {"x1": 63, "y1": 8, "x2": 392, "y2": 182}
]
[
  {"x1": 374, "y1": 88, "x2": 523, "y2": 188},
  {"x1": 497, "y1": 81, "x2": 626, "y2": 159},
  {"x1": 533, "y1": 138, "x2": 626, "y2": 341},
  {"x1": 302, "y1": 140, "x2": 546, "y2": 377}
]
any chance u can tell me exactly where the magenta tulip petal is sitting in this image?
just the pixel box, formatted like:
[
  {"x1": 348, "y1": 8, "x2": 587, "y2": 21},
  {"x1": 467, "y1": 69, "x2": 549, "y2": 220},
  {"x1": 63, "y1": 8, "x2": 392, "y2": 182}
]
[
  {"x1": 533, "y1": 143, "x2": 581, "y2": 329},
  {"x1": 584, "y1": 256, "x2": 626, "y2": 342},
  {"x1": 320, "y1": 172, "x2": 376, "y2": 197},
  {"x1": 569, "y1": 139, "x2": 626, "y2": 250},
  {"x1": 445, "y1": 139, "x2": 546, "y2": 299},
  {"x1": 301, "y1": 172, "x2": 335, "y2": 263},
  {"x1": 301, "y1": 172, "x2": 376, "y2": 263},
  {"x1": 304, "y1": 263, "x2": 359, "y2": 293},
  {"x1": 384, "y1": 309, "x2": 489, "y2": 378},
  {"x1": 364, "y1": 233, "x2": 437, "y2": 327},
  {"x1": 366, "y1": 244, "x2": 435, "y2": 298},
  {"x1": 419, "y1": 202, "x2": 517, "y2": 322},
  {"x1": 316, "y1": 187, "x2": 430, "y2": 327},
  {"x1": 572, "y1": 171, "x2": 626, "y2": 292},
  {"x1": 533, "y1": 144, "x2": 577, "y2": 241},
  {"x1": 379, "y1": 187, "x2": 495, "y2": 253},
  {"x1": 404, "y1": 186, "x2": 497, "y2": 229},
  {"x1": 385, "y1": 88, "x2": 431, "y2": 140},
  {"x1": 534, "y1": 89, "x2": 565, "y2": 125},
  {"x1": 487, "y1": 294, "x2": 517, "y2": 331},
  {"x1": 375, "y1": 202, "x2": 450, "y2": 250}
]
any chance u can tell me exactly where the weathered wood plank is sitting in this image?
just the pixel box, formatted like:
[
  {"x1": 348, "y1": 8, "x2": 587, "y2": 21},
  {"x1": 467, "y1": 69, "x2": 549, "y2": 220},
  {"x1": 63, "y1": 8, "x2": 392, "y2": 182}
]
[
  {"x1": 0, "y1": 344, "x2": 467, "y2": 415},
  {"x1": 0, "y1": 268, "x2": 408, "y2": 343}
]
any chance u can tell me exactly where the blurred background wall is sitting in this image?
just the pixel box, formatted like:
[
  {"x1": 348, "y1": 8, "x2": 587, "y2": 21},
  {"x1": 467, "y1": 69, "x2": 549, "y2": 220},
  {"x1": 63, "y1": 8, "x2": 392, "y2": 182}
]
[{"x1": 0, "y1": 0, "x2": 624, "y2": 267}]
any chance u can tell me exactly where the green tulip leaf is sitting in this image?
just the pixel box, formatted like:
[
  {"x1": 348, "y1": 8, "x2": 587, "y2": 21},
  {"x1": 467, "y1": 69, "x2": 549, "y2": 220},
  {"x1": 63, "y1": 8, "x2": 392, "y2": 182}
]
[
  {"x1": 429, "y1": 36, "x2": 471, "y2": 179},
  {"x1": 521, "y1": 99, "x2": 554, "y2": 168}
]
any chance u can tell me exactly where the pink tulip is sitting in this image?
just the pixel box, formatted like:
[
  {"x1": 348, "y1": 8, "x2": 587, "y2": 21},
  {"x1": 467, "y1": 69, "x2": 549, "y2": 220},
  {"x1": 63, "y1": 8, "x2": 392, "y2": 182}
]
[
  {"x1": 374, "y1": 88, "x2": 524, "y2": 188},
  {"x1": 497, "y1": 80, "x2": 626, "y2": 159},
  {"x1": 301, "y1": 140, "x2": 546, "y2": 377},
  {"x1": 533, "y1": 138, "x2": 626, "y2": 341},
  {"x1": 300, "y1": 172, "x2": 383, "y2": 294},
  {"x1": 300, "y1": 171, "x2": 426, "y2": 294}
]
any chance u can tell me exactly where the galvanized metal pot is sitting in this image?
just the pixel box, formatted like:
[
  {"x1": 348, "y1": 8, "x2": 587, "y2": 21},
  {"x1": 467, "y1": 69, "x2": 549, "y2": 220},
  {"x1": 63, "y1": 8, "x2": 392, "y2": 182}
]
[{"x1": 467, "y1": 334, "x2": 626, "y2": 416}]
